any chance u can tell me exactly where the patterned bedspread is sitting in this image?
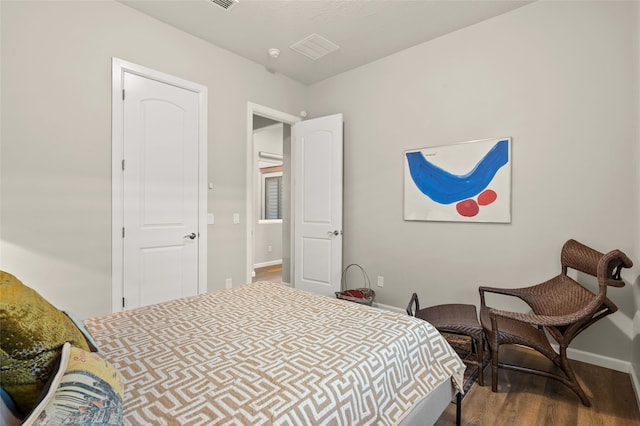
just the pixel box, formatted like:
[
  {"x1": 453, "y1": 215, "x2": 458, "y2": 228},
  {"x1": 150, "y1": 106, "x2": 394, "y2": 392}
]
[{"x1": 85, "y1": 282, "x2": 464, "y2": 425}]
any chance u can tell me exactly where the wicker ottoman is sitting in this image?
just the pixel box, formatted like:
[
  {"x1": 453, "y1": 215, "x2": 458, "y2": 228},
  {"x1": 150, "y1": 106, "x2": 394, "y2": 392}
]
[{"x1": 407, "y1": 295, "x2": 485, "y2": 386}]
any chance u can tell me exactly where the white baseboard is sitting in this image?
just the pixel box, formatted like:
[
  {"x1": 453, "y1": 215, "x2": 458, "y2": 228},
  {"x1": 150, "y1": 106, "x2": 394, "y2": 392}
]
[
  {"x1": 374, "y1": 302, "x2": 406, "y2": 314},
  {"x1": 254, "y1": 260, "x2": 282, "y2": 269},
  {"x1": 561, "y1": 345, "x2": 630, "y2": 373}
]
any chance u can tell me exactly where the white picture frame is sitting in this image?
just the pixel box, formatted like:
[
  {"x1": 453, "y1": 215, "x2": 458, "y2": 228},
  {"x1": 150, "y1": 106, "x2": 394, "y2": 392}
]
[{"x1": 404, "y1": 137, "x2": 512, "y2": 223}]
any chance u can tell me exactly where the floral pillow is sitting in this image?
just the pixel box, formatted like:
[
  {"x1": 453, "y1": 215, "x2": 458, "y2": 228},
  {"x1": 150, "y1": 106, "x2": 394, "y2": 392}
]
[{"x1": 22, "y1": 343, "x2": 124, "y2": 426}]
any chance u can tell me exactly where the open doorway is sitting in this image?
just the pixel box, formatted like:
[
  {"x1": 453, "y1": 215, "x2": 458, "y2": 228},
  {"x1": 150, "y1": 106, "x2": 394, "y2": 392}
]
[
  {"x1": 252, "y1": 118, "x2": 285, "y2": 283},
  {"x1": 246, "y1": 105, "x2": 344, "y2": 295},
  {"x1": 245, "y1": 103, "x2": 300, "y2": 286}
]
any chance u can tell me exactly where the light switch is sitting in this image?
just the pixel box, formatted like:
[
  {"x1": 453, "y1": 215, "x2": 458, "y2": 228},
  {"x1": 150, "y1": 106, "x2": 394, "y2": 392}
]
[
  {"x1": 233, "y1": 213, "x2": 240, "y2": 224},
  {"x1": 207, "y1": 213, "x2": 214, "y2": 224}
]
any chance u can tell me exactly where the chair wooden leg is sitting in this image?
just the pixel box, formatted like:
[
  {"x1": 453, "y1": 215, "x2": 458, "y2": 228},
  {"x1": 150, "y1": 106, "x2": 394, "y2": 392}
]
[
  {"x1": 491, "y1": 336, "x2": 499, "y2": 392},
  {"x1": 559, "y1": 346, "x2": 591, "y2": 407},
  {"x1": 472, "y1": 337, "x2": 484, "y2": 386}
]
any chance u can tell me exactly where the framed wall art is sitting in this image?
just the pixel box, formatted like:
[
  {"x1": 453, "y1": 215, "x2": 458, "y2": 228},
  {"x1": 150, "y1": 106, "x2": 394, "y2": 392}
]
[{"x1": 404, "y1": 137, "x2": 511, "y2": 223}]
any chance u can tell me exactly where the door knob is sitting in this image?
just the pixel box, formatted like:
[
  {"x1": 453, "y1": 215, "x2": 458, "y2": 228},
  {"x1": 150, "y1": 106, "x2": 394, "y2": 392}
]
[
  {"x1": 327, "y1": 230, "x2": 340, "y2": 236},
  {"x1": 185, "y1": 233, "x2": 197, "y2": 240}
]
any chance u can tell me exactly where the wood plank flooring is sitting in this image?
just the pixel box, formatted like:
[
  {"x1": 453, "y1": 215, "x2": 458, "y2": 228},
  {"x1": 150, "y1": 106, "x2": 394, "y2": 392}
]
[
  {"x1": 253, "y1": 264, "x2": 282, "y2": 283},
  {"x1": 435, "y1": 345, "x2": 640, "y2": 425}
]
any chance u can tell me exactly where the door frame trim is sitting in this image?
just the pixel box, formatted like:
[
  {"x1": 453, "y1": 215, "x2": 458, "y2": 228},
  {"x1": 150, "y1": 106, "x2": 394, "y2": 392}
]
[
  {"x1": 111, "y1": 57, "x2": 208, "y2": 313},
  {"x1": 245, "y1": 102, "x2": 300, "y2": 284}
]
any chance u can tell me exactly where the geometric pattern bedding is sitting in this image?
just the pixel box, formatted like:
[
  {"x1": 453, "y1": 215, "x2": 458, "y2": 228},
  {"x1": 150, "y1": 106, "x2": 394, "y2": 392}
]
[{"x1": 84, "y1": 282, "x2": 465, "y2": 426}]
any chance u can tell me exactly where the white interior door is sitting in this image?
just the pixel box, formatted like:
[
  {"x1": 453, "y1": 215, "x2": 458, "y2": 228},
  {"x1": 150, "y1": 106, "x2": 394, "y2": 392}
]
[
  {"x1": 122, "y1": 72, "x2": 200, "y2": 309},
  {"x1": 293, "y1": 113, "x2": 343, "y2": 296}
]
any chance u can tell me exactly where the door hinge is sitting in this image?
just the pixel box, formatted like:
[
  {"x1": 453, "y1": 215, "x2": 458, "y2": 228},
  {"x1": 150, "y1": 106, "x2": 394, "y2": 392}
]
[
  {"x1": 122, "y1": 297, "x2": 126, "y2": 308},
  {"x1": 122, "y1": 159, "x2": 125, "y2": 170},
  {"x1": 122, "y1": 227, "x2": 125, "y2": 238},
  {"x1": 122, "y1": 89, "x2": 125, "y2": 100}
]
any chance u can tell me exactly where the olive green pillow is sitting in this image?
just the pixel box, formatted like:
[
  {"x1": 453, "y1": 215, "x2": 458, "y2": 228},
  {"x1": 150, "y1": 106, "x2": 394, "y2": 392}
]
[{"x1": 0, "y1": 271, "x2": 90, "y2": 416}]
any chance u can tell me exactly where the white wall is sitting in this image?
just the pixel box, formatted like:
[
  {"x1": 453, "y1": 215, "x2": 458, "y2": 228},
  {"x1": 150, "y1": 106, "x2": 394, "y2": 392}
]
[
  {"x1": 632, "y1": 0, "x2": 640, "y2": 398},
  {"x1": 254, "y1": 222, "x2": 282, "y2": 268},
  {"x1": 307, "y1": 1, "x2": 637, "y2": 364},
  {"x1": 0, "y1": 1, "x2": 3, "y2": 268},
  {"x1": 0, "y1": 1, "x2": 306, "y2": 318},
  {"x1": 1, "y1": 0, "x2": 638, "y2": 373}
]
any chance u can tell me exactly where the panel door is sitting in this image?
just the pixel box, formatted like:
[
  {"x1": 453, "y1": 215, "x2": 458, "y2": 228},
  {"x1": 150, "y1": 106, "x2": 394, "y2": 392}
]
[
  {"x1": 122, "y1": 72, "x2": 200, "y2": 308},
  {"x1": 293, "y1": 113, "x2": 343, "y2": 297}
]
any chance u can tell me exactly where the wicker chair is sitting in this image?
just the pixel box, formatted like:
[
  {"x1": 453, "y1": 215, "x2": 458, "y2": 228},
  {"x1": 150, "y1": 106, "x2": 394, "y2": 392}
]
[{"x1": 479, "y1": 239, "x2": 632, "y2": 406}]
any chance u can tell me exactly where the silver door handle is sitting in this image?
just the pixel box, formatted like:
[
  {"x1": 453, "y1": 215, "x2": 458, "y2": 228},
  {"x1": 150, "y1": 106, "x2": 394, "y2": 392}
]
[
  {"x1": 185, "y1": 233, "x2": 197, "y2": 240},
  {"x1": 327, "y1": 230, "x2": 341, "y2": 236}
]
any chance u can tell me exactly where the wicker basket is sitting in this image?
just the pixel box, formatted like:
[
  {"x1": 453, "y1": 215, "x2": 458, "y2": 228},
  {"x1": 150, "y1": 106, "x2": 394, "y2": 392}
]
[{"x1": 335, "y1": 264, "x2": 375, "y2": 306}]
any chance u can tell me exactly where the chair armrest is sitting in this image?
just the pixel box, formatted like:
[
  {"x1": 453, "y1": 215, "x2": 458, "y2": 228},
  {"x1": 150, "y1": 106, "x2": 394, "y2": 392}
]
[
  {"x1": 406, "y1": 293, "x2": 419, "y2": 316},
  {"x1": 479, "y1": 285, "x2": 526, "y2": 307},
  {"x1": 598, "y1": 249, "x2": 633, "y2": 287}
]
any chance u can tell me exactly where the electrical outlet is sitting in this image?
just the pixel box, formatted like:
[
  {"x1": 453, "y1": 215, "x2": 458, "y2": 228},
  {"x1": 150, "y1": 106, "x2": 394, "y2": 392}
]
[
  {"x1": 377, "y1": 276, "x2": 384, "y2": 288},
  {"x1": 225, "y1": 278, "x2": 232, "y2": 289},
  {"x1": 268, "y1": 245, "x2": 273, "y2": 252}
]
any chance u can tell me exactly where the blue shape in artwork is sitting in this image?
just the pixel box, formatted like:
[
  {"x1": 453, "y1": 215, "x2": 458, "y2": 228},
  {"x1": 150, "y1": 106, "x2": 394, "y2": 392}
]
[{"x1": 406, "y1": 139, "x2": 509, "y2": 205}]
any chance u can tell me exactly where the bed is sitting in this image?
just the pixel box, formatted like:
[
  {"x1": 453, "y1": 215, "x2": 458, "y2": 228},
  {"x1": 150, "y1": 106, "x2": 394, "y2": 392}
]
[{"x1": 82, "y1": 281, "x2": 464, "y2": 425}]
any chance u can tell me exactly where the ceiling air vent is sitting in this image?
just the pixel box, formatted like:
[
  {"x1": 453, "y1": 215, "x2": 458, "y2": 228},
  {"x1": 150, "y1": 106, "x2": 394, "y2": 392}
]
[
  {"x1": 290, "y1": 34, "x2": 340, "y2": 60},
  {"x1": 209, "y1": 0, "x2": 238, "y2": 11}
]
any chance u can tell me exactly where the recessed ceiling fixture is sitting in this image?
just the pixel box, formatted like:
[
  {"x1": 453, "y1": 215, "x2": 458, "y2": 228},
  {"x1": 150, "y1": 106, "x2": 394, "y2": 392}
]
[
  {"x1": 209, "y1": 0, "x2": 238, "y2": 11},
  {"x1": 290, "y1": 33, "x2": 340, "y2": 60}
]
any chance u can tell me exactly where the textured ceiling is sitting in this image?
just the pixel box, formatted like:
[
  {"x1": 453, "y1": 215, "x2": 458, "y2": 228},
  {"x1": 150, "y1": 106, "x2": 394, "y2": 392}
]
[{"x1": 120, "y1": 0, "x2": 533, "y2": 85}]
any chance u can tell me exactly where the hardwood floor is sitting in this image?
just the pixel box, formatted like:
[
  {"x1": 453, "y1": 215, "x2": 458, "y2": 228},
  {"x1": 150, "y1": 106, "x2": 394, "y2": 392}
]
[
  {"x1": 435, "y1": 345, "x2": 640, "y2": 425},
  {"x1": 253, "y1": 264, "x2": 282, "y2": 283}
]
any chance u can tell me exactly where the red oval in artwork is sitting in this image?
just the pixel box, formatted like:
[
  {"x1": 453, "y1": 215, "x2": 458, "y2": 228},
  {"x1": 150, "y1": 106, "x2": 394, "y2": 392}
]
[
  {"x1": 456, "y1": 199, "x2": 479, "y2": 217},
  {"x1": 478, "y1": 189, "x2": 497, "y2": 206}
]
